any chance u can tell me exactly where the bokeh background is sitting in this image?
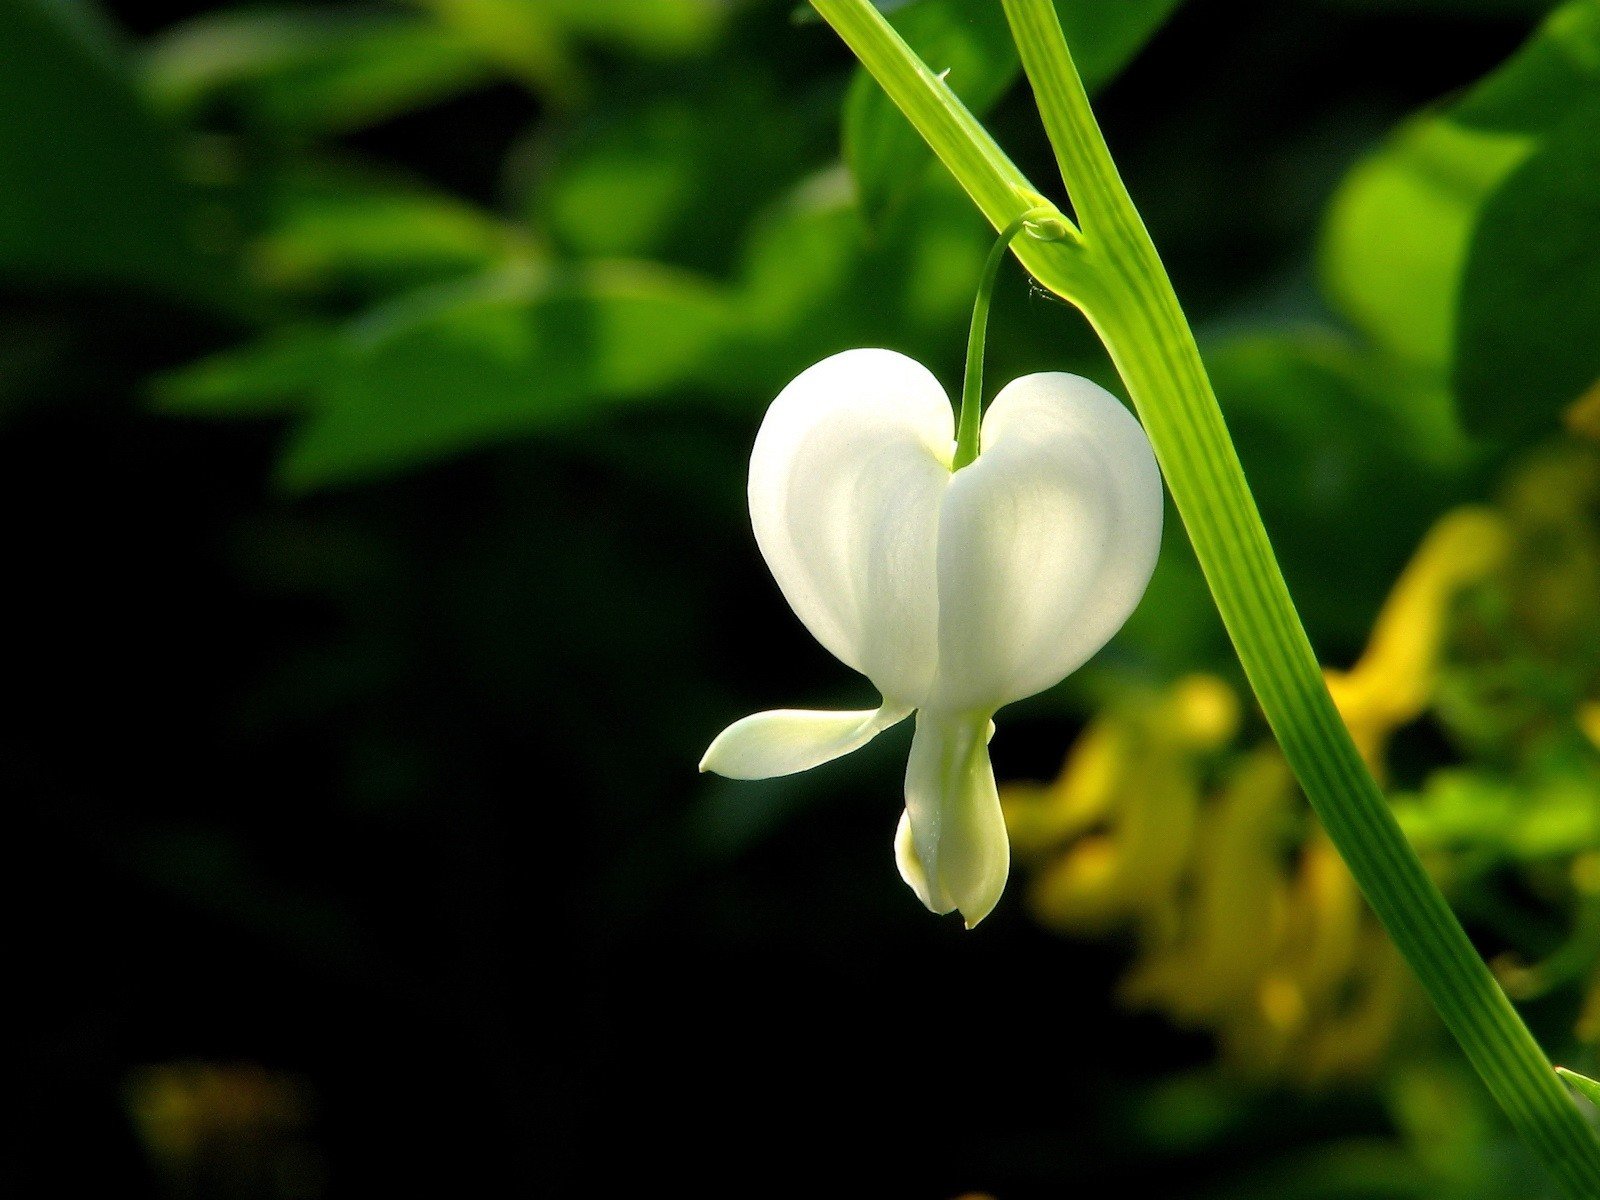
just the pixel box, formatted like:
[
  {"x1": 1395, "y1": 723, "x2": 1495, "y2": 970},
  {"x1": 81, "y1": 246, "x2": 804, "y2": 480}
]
[{"x1": 9, "y1": 0, "x2": 1600, "y2": 1196}]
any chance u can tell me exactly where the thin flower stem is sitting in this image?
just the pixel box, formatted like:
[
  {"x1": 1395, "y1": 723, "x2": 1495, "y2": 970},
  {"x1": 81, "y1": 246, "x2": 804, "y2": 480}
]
[{"x1": 954, "y1": 208, "x2": 1062, "y2": 470}]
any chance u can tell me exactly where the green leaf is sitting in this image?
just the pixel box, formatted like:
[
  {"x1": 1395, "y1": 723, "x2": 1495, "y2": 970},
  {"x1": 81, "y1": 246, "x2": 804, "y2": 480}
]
[
  {"x1": 527, "y1": 71, "x2": 817, "y2": 270},
  {"x1": 1452, "y1": 100, "x2": 1600, "y2": 440},
  {"x1": 843, "y1": 0, "x2": 1183, "y2": 229},
  {"x1": 726, "y1": 166, "x2": 989, "y2": 389},
  {"x1": 416, "y1": 0, "x2": 732, "y2": 99},
  {"x1": 1319, "y1": 116, "x2": 1530, "y2": 373},
  {"x1": 151, "y1": 327, "x2": 338, "y2": 418},
  {"x1": 524, "y1": 0, "x2": 730, "y2": 56},
  {"x1": 1395, "y1": 764, "x2": 1600, "y2": 862},
  {"x1": 143, "y1": 8, "x2": 494, "y2": 135},
  {"x1": 1453, "y1": 0, "x2": 1600, "y2": 134},
  {"x1": 1557, "y1": 1067, "x2": 1600, "y2": 1108},
  {"x1": 280, "y1": 263, "x2": 731, "y2": 490},
  {"x1": 0, "y1": 0, "x2": 225, "y2": 300},
  {"x1": 1319, "y1": 1, "x2": 1600, "y2": 440},
  {"x1": 253, "y1": 162, "x2": 534, "y2": 298}
]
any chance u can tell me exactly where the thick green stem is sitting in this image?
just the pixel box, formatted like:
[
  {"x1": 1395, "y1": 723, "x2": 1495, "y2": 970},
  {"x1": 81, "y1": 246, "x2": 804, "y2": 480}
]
[
  {"x1": 1000, "y1": 0, "x2": 1600, "y2": 1190},
  {"x1": 813, "y1": 0, "x2": 1600, "y2": 1191}
]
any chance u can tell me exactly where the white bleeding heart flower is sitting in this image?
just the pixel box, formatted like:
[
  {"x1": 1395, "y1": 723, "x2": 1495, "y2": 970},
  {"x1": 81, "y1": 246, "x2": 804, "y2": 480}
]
[{"x1": 700, "y1": 347, "x2": 1163, "y2": 927}]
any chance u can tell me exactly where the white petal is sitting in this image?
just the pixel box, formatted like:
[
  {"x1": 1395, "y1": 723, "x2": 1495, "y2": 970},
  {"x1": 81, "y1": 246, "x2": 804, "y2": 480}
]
[
  {"x1": 928, "y1": 373, "x2": 1162, "y2": 712},
  {"x1": 894, "y1": 807, "x2": 951, "y2": 913},
  {"x1": 900, "y1": 710, "x2": 1009, "y2": 927},
  {"x1": 749, "y1": 348, "x2": 953, "y2": 707},
  {"x1": 699, "y1": 704, "x2": 911, "y2": 779}
]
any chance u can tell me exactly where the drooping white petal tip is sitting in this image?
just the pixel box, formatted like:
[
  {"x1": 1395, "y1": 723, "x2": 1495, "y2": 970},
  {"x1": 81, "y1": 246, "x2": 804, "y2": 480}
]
[
  {"x1": 897, "y1": 711, "x2": 1009, "y2": 928},
  {"x1": 699, "y1": 705, "x2": 910, "y2": 779}
]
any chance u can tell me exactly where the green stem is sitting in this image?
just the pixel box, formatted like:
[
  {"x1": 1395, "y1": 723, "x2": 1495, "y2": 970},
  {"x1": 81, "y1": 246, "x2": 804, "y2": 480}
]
[
  {"x1": 812, "y1": 0, "x2": 1600, "y2": 1191},
  {"x1": 808, "y1": 0, "x2": 1096, "y2": 303},
  {"x1": 954, "y1": 208, "x2": 1061, "y2": 470},
  {"x1": 1001, "y1": 1, "x2": 1600, "y2": 1190}
]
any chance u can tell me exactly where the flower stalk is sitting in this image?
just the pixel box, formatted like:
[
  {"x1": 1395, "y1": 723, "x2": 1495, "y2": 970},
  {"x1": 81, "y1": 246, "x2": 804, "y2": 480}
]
[
  {"x1": 810, "y1": 0, "x2": 1600, "y2": 1190},
  {"x1": 955, "y1": 206, "x2": 1065, "y2": 470}
]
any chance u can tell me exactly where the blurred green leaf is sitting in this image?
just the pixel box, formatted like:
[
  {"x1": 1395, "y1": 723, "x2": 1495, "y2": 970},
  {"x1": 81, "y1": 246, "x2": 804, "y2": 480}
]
[
  {"x1": 1396, "y1": 760, "x2": 1600, "y2": 862},
  {"x1": 1319, "y1": 0, "x2": 1600, "y2": 444},
  {"x1": 279, "y1": 262, "x2": 733, "y2": 490},
  {"x1": 724, "y1": 167, "x2": 987, "y2": 390},
  {"x1": 1452, "y1": 100, "x2": 1600, "y2": 441},
  {"x1": 524, "y1": 0, "x2": 730, "y2": 56},
  {"x1": 526, "y1": 71, "x2": 822, "y2": 270},
  {"x1": 144, "y1": 8, "x2": 494, "y2": 135},
  {"x1": 417, "y1": 0, "x2": 732, "y2": 99},
  {"x1": 163, "y1": 166, "x2": 993, "y2": 490},
  {"x1": 0, "y1": 0, "x2": 226, "y2": 299},
  {"x1": 152, "y1": 326, "x2": 338, "y2": 417},
  {"x1": 1453, "y1": 0, "x2": 1600, "y2": 134},
  {"x1": 410, "y1": 0, "x2": 581, "y2": 95},
  {"x1": 1319, "y1": 116, "x2": 1530, "y2": 374},
  {"x1": 254, "y1": 161, "x2": 536, "y2": 298},
  {"x1": 843, "y1": 0, "x2": 1183, "y2": 229}
]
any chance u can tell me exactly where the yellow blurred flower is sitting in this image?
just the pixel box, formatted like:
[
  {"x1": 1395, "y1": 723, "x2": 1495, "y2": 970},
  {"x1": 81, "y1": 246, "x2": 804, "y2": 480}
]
[
  {"x1": 125, "y1": 1061, "x2": 320, "y2": 1199},
  {"x1": 1325, "y1": 508, "x2": 1509, "y2": 772},
  {"x1": 1003, "y1": 503, "x2": 1517, "y2": 1085}
]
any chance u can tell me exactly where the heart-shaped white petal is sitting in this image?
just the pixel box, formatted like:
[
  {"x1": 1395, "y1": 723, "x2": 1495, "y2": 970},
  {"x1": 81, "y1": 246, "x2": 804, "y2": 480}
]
[
  {"x1": 748, "y1": 348, "x2": 953, "y2": 709},
  {"x1": 927, "y1": 372, "x2": 1163, "y2": 713}
]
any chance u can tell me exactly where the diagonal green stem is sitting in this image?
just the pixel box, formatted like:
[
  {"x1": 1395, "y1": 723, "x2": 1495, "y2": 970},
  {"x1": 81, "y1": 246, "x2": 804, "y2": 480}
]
[
  {"x1": 809, "y1": 0, "x2": 1094, "y2": 303},
  {"x1": 812, "y1": 0, "x2": 1600, "y2": 1192}
]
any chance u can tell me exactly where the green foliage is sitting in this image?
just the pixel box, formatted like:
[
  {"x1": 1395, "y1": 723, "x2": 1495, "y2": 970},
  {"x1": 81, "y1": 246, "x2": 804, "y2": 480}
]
[
  {"x1": 144, "y1": 0, "x2": 733, "y2": 134},
  {"x1": 254, "y1": 161, "x2": 534, "y2": 298},
  {"x1": 1320, "y1": 0, "x2": 1600, "y2": 443},
  {"x1": 1453, "y1": 100, "x2": 1600, "y2": 440},
  {"x1": 525, "y1": 70, "x2": 820, "y2": 269},
  {"x1": 279, "y1": 262, "x2": 733, "y2": 490},
  {"x1": 153, "y1": 326, "x2": 335, "y2": 417},
  {"x1": 0, "y1": 0, "x2": 226, "y2": 301},
  {"x1": 842, "y1": 0, "x2": 1017, "y2": 228},
  {"x1": 843, "y1": 0, "x2": 1183, "y2": 228},
  {"x1": 144, "y1": 7, "x2": 496, "y2": 134},
  {"x1": 1398, "y1": 761, "x2": 1600, "y2": 864},
  {"x1": 514, "y1": 0, "x2": 730, "y2": 56},
  {"x1": 1319, "y1": 118, "x2": 1528, "y2": 374},
  {"x1": 1452, "y1": 0, "x2": 1600, "y2": 133}
]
